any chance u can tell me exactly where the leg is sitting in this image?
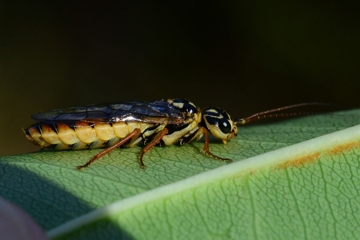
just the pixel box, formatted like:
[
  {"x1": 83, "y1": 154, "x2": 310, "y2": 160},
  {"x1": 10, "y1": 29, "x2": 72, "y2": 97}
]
[
  {"x1": 138, "y1": 128, "x2": 169, "y2": 169},
  {"x1": 202, "y1": 127, "x2": 232, "y2": 163},
  {"x1": 178, "y1": 126, "x2": 203, "y2": 145},
  {"x1": 77, "y1": 128, "x2": 141, "y2": 170}
]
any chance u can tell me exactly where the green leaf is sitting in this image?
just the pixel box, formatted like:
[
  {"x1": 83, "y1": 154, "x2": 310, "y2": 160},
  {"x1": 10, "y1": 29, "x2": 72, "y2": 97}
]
[{"x1": 1, "y1": 110, "x2": 360, "y2": 239}]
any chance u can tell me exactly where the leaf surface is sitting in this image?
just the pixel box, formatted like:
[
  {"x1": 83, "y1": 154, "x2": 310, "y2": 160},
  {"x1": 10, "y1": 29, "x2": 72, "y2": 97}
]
[{"x1": 1, "y1": 110, "x2": 360, "y2": 239}]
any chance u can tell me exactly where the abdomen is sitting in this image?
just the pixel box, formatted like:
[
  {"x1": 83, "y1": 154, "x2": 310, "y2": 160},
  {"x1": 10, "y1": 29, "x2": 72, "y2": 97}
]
[{"x1": 23, "y1": 121, "x2": 157, "y2": 150}]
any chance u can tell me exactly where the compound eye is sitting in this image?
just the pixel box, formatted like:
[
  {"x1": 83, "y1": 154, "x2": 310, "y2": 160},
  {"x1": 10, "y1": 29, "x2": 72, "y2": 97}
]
[{"x1": 218, "y1": 118, "x2": 232, "y2": 134}]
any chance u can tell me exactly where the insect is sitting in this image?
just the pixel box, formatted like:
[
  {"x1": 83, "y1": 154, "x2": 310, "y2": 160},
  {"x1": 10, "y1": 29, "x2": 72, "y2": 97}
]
[{"x1": 23, "y1": 99, "x2": 324, "y2": 169}]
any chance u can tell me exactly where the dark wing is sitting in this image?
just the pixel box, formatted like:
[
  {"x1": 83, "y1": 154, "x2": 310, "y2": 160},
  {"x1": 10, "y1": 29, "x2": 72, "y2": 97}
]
[{"x1": 31, "y1": 100, "x2": 186, "y2": 124}]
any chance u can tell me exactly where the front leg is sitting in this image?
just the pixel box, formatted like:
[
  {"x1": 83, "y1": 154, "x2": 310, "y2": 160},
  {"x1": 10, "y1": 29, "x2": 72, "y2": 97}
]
[
  {"x1": 178, "y1": 126, "x2": 232, "y2": 162},
  {"x1": 201, "y1": 127, "x2": 232, "y2": 163}
]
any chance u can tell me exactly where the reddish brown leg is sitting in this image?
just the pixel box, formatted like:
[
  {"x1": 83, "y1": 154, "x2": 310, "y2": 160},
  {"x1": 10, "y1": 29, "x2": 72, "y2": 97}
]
[
  {"x1": 77, "y1": 128, "x2": 141, "y2": 170},
  {"x1": 138, "y1": 128, "x2": 169, "y2": 169},
  {"x1": 202, "y1": 127, "x2": 232, "y2": 163}
]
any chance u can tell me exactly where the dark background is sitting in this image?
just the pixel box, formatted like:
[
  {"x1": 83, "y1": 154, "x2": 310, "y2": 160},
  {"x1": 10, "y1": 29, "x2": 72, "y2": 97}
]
[{"x1": 1, "y1": 1, "x2": 359, "y2": 156}]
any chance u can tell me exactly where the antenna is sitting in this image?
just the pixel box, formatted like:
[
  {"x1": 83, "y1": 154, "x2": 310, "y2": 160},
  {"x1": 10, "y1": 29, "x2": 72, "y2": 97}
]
[{"x1": 234, "y1": 102, "x2": 343, "y2": 125}]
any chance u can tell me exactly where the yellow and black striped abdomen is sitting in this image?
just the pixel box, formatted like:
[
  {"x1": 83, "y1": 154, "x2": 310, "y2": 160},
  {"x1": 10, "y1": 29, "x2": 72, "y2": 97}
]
[{"x1": 23, "y1": 121, "x2": 158, "y2": 150}]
